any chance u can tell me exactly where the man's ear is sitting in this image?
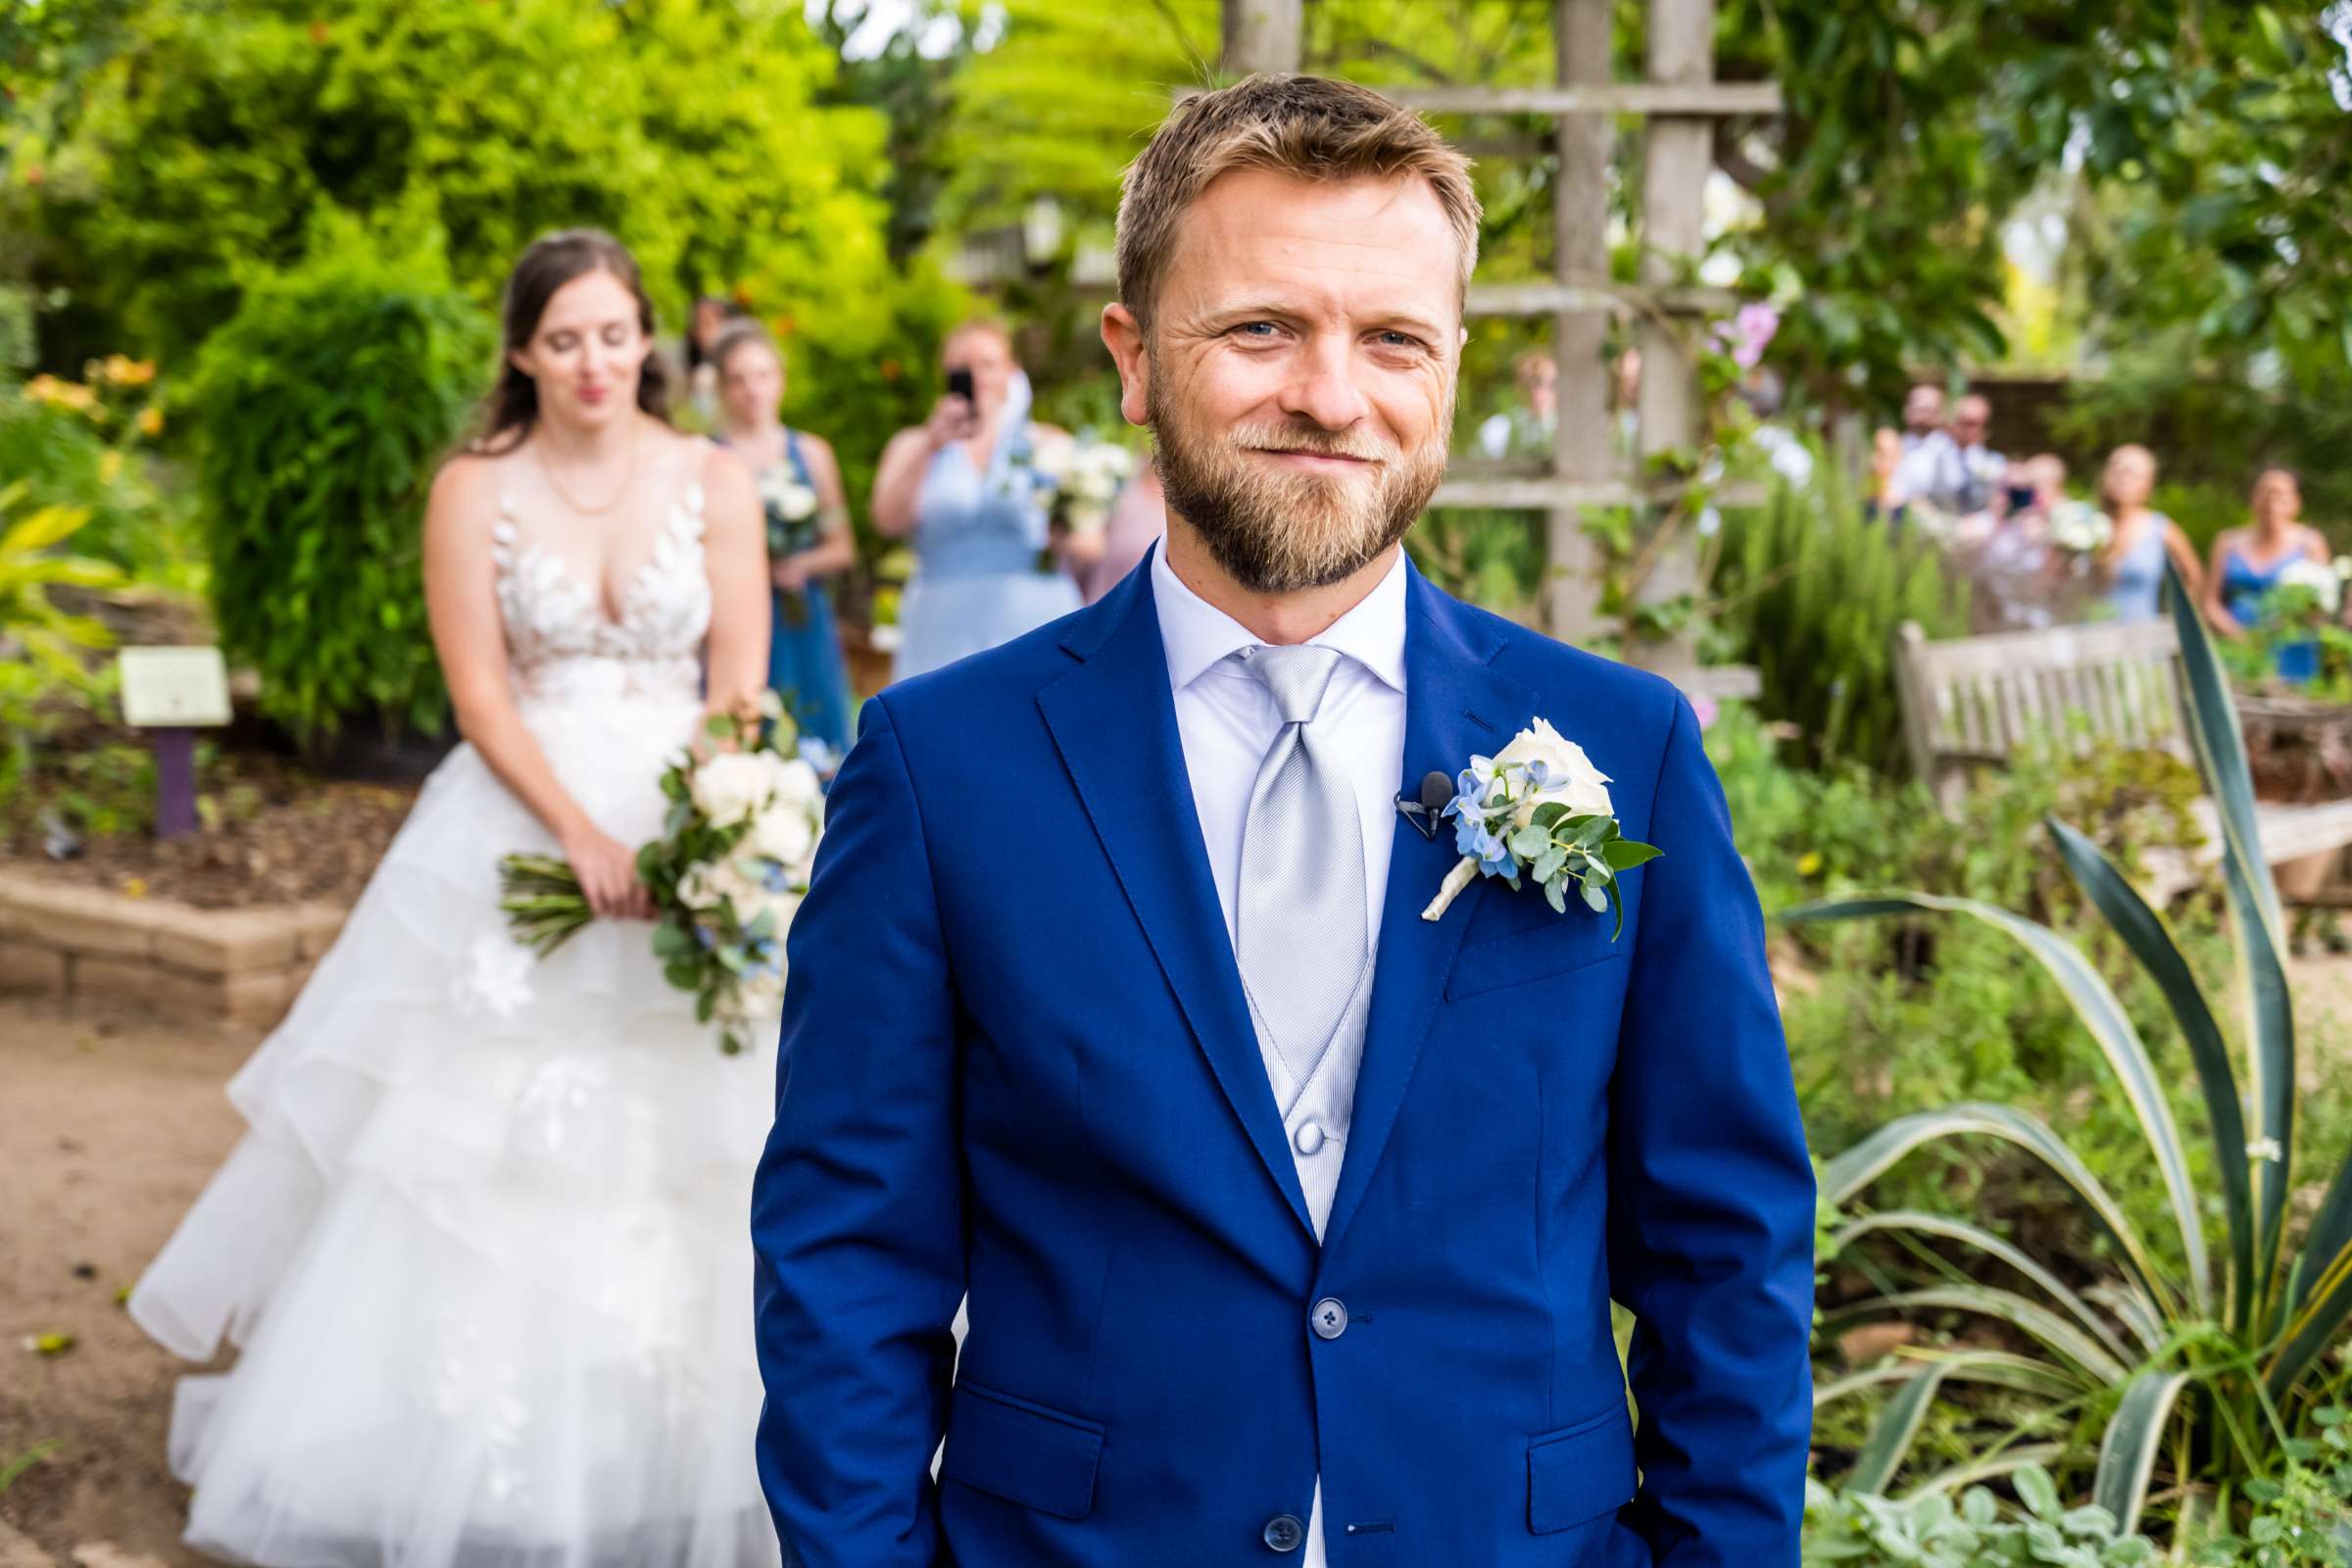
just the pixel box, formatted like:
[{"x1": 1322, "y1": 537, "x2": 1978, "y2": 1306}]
[{"x1": 1101, "y1": 303, "x2": 1151, "y2": 427}]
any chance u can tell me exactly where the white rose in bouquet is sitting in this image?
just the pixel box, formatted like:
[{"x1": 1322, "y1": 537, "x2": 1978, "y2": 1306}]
[
  {"x1": 2277, "y1": 557, "x2": 2342, "y2": 615},
  {"x1": 690, "y1": 752, "x2": 772, "y2": 829},
  {"x1": 1492, "y1": 718, "x2": 1615, "y2": 825},
  {"x1": 751, "y1": 800, "x2": 817, "y2": 870},
  {"x1": 759, "y1": 753, "x2": 824, "y2": 811}
]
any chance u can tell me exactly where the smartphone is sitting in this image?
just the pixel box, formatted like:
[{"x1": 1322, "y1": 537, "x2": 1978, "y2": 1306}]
[{"x1": 946, "y1": 368, "x2": 975, "y2": 404}]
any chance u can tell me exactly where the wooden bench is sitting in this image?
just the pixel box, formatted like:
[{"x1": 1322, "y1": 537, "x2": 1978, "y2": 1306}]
[{"x1": 1891, "y1": 619, "x2": 2352, "y2": 902}]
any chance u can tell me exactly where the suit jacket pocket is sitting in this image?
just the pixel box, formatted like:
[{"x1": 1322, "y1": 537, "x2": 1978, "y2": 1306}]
[
  {"x1": 1447, "y1": 914, "x2": 1627, "y2": 1002},
  {"x1": 1527, "y1": 1401, "x2": 1637, "y2": 1535},
  {"x1": 942, "y1": 1380, "x2": 1105, "y2": 1520}
]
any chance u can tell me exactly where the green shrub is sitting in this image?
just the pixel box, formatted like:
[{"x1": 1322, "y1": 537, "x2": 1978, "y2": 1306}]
[
  {"x1": 1713, "y1": 469, "x2": 1971, "y2": 775},
  {"x1": 1803, "y1": 1467, "x2": 2156, "y2": 1565},
  {"x1": 190, "y1": 226, "x2": 493, "y2": 747},
  {"x1": 1796, "y1": 579, "x2": 2352, "y2": 1538}
]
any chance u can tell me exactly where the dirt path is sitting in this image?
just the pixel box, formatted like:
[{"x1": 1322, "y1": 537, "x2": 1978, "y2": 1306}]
[{"x1": 0, "y1": 994, "x2": 251, "y2": 1566}]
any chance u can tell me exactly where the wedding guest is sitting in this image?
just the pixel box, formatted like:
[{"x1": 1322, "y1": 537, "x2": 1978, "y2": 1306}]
[
  {"x1": 683, "y1": 293, "x2": 736, "y2": 424},
  {"x1": 1971, "y1": 453, "x2": 2066, "y2": 632},
  {"x1": 713, "y1": 318, "x2": 858, "y2": 757},
  {"x1": 1475, "y1": 348, "x2": 1558, "y2": 460},
  {"x1": 1896, "y1": 391, "x2": 2005, "y2": 516},
  {"x1": 1075, "y1": 458, "x2": 1166, "y2": 605},
  {"x1": 1899, "y1": 381, "x2": 1945, "y2": 454},
  {"x1": 2096, "y1": 443, "x2": 2202, "y2": 621},
  {"x1": 869, "y1": 318, "x2": 1103, "y2": 680},
  {"x1": 1863, "y1": 425, "x2": 1910, "y2": 527}
]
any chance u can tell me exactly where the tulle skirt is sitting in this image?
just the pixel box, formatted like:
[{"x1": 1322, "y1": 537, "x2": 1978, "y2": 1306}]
[{"x1": 129, "y1": 689, "x2": 783, "y2": 1568}]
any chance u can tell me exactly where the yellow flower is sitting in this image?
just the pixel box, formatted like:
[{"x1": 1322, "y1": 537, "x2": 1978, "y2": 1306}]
[
  {"x1": 101, "y1": 353, "x2": 157, "y2": 386},
  {"x1": 98, "y1": 451, "x2": 124, "y2": 485},
  {"x1": 136, "y1": 406, "x2": 164, "y2": 437},
  {"x1": 1796, "y1": 851, "x2": 1825, "y2": 877}
]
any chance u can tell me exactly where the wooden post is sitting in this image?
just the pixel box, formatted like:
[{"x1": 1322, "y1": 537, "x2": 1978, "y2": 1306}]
[
  {"x1": 153, "y1": 726, "x2": 199, "y2": 839},
  {"x1": 1544, "y1": 0, "x2": 1615, "y2": 644},
  {"x1": 1632, "y1": 0, "x2": 1715, "y2": 681},
  {"x1": 1222, "y1": 0, "x2": 1301, "y2": 74}
]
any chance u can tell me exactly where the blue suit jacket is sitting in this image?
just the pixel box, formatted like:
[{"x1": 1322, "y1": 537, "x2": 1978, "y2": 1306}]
[{"x1": 752, "y1": 556, "x2": 1814, "y2": 1566}]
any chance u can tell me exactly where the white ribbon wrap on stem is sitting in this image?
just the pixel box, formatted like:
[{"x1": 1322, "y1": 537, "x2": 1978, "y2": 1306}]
[{"x1": 1420, "y1": 855, "x2": 1480, "y2": 922}]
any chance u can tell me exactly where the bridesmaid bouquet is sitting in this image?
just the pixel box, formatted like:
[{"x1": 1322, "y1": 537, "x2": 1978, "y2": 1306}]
[
  {"x1": 1042, "y1": 433, "x2": 1136, "y2": 536},
  {"x1": 499, "y1": 695, "x2": 826, "y2": 1054},
  {"x1": 759, "y1": 466, "x2": 822, "y2": 629}
]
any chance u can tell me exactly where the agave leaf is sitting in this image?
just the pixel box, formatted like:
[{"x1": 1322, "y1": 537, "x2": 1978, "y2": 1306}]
[
  {"x1": 1845, "y1": 1362, "x2": 1950, "y2": 1494},
  {"x1": 1820, "y1": 1099, "x2": 2175, "y2": 1327},
  {"x1": 2093, "y1": 1369, "x2": 2193, "y2": 1533},
  {"x1": 1815, "y1": 1348, "x2": 2085, "y2": 1409},
  {"x1": 1821, "y1": 1286, "x2": 2132, "y2": 1384},
  {"x1": 1899, "y1": 1444, "x2": 2072, "y2": 1499},
  {"x1": 2046, "y1": 816, "x2": 2248, "y2": 1327},
  {"x1": 1791, "y1": 893, "x2": 2201, "y2": 1316},
  {"x1": 1837, "y1": 1209, "x2": 2141, "y2": 1361},
  {"x1": 2265, "y1": 1240, "x2": 2352, "y2": 1402},
  {"x1": 2166, "y1": 567, "x2": 2295, "y2": 1301},
  {"x1": 2294, "y1": 1150, "x2": 2352, "y2": 1314}
]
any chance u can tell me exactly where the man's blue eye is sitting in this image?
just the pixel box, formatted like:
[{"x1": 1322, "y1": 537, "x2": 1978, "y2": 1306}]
[{"x1": 1237, "y1": 322, "x2": 1276, "y2": 336}]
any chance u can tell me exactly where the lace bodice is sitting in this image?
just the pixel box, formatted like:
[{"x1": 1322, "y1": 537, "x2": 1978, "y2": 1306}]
[{"x1": 491, "y1": 451, "x2": 711, "y2": 706}]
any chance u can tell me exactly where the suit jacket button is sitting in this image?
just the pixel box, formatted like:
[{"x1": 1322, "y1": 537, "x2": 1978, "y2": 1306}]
[
  {"x1": 1310, "y1": 1297, "x2": 1348, "y2": 1340},
  {"x1": 1263, "y1": 1513, "x2": 1305, "y2": 1552}
]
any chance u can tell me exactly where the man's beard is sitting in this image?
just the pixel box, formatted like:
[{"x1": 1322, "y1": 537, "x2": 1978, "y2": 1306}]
[{"x1": 1148, "y1": 360, "x2": 1450, "y2": 596}]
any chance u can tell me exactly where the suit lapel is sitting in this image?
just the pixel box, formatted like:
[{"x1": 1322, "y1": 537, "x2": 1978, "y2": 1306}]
[
  {"x1": 1036, "y1": 562, "x2": 1317, "y2": 1241},
  {"x1": 1322, "y1": 566, "x2": 1537, "y2": 1254}
]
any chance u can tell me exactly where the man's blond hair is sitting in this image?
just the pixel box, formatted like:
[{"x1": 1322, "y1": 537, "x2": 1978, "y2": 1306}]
[{"x1": 1114, "y1": 74, "x2": 1481, "y2": 331}]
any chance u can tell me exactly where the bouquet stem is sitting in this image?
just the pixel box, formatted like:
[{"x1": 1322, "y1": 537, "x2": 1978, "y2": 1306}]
[{"x1": 1421, "y1": 855, "x2": 1480, "y2": 922}]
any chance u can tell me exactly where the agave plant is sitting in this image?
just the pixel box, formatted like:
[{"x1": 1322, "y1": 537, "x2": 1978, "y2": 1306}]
[
  {"x1": 1796, "y1": 570, "x2": 2352, "y2": 1537},
  {"x1": 0, "y1": 481, "x2": 123, "y2": 673}
]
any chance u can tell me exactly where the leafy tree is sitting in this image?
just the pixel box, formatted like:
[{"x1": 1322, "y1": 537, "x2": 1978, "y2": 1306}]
[{"x1": 6, "y1": 0, "x2": 894, "y2": 361}]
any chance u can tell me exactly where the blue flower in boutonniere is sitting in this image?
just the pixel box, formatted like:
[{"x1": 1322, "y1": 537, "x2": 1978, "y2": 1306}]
[{"x1": 1420, "y1": 717, "x2": 1662, "y2": 936}]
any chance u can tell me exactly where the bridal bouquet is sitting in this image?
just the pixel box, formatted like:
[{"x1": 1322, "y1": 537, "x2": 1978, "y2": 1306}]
[{"x1": 499, "y1": 695, "x2": 826, "y2": 1054}]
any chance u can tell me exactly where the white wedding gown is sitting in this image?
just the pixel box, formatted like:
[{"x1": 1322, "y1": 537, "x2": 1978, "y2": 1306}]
[{"x1": 130, "y1": 439, "x2": 783, "y2": 1568}]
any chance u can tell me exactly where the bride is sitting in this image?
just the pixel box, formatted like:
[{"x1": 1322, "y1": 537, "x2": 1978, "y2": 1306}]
[{"x1": 128, "y1": 229, "x2": 781, "y2": 1567}]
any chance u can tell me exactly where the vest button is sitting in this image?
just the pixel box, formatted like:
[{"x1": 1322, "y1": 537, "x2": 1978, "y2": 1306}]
[{"x1": 1293, "y1": 1120, "x2": 1326, "y2": 1155}]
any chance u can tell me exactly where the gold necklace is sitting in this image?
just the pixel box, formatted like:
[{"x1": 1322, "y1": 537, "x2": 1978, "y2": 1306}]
[{"x1": 535, "y1": 419, "x2": 641, "y2": 516}]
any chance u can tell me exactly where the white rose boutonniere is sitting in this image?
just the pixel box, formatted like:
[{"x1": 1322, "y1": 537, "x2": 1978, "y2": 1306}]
[{"x1": 1423, "y1": 718, "x2": 1661, "y2": 933}]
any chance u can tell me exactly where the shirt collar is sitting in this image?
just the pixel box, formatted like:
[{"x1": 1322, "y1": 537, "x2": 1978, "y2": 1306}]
[{"x1": 1151, "y1": 542, "x2": 1408, "y2": 695}]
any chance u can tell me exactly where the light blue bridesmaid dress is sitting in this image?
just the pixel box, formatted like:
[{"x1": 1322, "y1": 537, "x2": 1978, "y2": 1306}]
[{"x1": 892, "y1": 373, "x2": 1081, "y2": 682}]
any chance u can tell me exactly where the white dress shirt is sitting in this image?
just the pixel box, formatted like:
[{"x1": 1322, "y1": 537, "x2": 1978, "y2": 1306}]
[{"x1": 1151, "y1": 542, "x2": 1408, "y2": 1566}]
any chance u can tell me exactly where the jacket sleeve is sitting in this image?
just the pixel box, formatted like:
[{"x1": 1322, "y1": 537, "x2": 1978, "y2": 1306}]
[
  {"x1": 1608, "y1": 697, "x2": 1815, "y2": 1566},
  {"x1": 753, "y1": 695, "x2": 964, "y2": 1567}
]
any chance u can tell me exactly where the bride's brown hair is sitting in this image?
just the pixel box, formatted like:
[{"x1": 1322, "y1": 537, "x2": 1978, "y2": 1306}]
[{"x1": 475, "y1": 229, "x2": 671, "y2": 454}]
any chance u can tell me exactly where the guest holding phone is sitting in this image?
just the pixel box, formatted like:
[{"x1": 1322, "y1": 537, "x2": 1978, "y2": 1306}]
[{"x1": 870, "y1": 318, "x2": 1100, "y2": 681}]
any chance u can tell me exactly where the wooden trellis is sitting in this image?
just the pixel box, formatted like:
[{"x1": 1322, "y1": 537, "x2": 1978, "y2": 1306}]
[{"x1": 1224, "y1": 0, "x2": 1777, "y2": 688}]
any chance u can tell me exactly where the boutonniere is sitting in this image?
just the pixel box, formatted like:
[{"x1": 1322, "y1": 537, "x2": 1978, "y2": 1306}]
[{"x1": 1420, "y1": 718, "x2": 1661, "y2": 937}]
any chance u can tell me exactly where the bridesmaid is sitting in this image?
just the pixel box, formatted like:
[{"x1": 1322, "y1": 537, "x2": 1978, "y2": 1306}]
[
  {"x1": 2094, "y1": 444, "x2": 2202, "y2": 621},
  {"x1": 869, "y1": 318, "x2": 1103, "y2": 681},
  {"x1": 712, "y1": 319, "x2": 857, "y2": 758}
]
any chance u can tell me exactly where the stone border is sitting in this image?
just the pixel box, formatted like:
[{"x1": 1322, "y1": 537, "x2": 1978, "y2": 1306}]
[{"x1": 0, "y1": 871, "x2": 345, "y2": 1027}]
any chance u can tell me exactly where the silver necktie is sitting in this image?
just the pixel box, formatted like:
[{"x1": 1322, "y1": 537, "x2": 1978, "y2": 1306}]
[{"x1": 1236, "y1": 645, "x2": 1370, "y2": 1098}]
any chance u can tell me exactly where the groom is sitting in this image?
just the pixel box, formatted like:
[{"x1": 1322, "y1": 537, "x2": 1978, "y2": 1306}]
[{"x1": 753, "y1": 74, "x2": 1814, "y2": 1567}]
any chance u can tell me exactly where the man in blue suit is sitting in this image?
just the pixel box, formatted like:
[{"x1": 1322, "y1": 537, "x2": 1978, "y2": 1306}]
[{"x1": 753, "y1": 74, "x2": 1814, "y2": 1567}]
